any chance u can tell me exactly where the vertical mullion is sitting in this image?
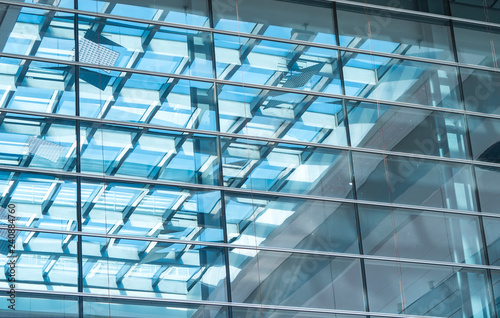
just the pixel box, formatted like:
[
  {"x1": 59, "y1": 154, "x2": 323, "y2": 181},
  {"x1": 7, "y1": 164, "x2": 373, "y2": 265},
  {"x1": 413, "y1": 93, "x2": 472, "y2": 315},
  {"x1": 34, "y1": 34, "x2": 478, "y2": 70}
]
[
  {"x1": 332, "y1": 1, "x2": 371, "y2": 314},
  {"x1": 73, "y1": 0, "x2": 83, "y2": 317},
  {"x1": 208, "y1": 0, "x2": 233, "y2": 317}
]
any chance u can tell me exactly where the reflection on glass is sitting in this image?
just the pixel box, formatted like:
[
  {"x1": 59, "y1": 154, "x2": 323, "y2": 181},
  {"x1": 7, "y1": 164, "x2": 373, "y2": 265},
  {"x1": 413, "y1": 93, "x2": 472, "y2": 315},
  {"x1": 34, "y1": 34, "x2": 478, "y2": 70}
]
[
  {"x1": 80, "y1": 123, "x2": 219, "y2": 185},
  {"x1": 1, "y1": 6, "x2": 74, "y2": 60},
  {"x1": 338, "y1": 6, "x2": 454, "y2": 61},
  {"x1": 232, "y1": 308, "x2": 355, "y2": 318},
  {"x1": 475, "y1": 166, "x2": 500, "y2": 214},
  {"x1": 365, "y1": 261, "x2": 493, "y2": 318},
  {"x1": 229, "y1": 249, "x2": 364, "y2": 310},
  {"x1": 342, "y1": 0, "x2": 447, "y2": 14},
  {"x1": 0, "y1": 57, "x2": 76, "y2": 115},
  {"x1": 0, "y1": 171, "x2": 76, "y2": 231},
  {"x1": 348, "y1": 101, "x2": 469, "y2": 158},
  {"x1": 0, "y1": 113, "x2": 76, "y2": 171},
  {"x1": 468, "y1": 115, "x2": 500, "y2": 164},
  {"x1": 455, "y1": 23, "x2": 500, "y2": 68},
  {"x1": 225, "y1": 193, "x2": 357, "y2": 253},
  {"x1": 343, "y1": 53, "x2": 461, "y2": 108},
  {"x1": 483, "y1": 217, "x2": 500, "y2": 266},
  {"x1": 82, "y1": 238, "x2": 227, "y2": 301},
  {"x1": 359, "y1": 205, "x2": 484, "y2": 264},
  {"x1": 78, "y1": 16, "x2": 213, "y2": 78},
  {"x1": 352, "y1": 152, "x2": 477, "y2": 211},
  {"x1": 218, "y1": 84, "x2": 347, "y2": 145},
  {"x1": 81, "y1": 179, "x2": 223, "y2": 243},
  {"x1": 462, "y1": 68, "x2": 500, "y2": 115},
  {"x1": 215, "y1": 34, "x2": 341, "y2": 94},
  {"x1": 0, "y1": 292, "x2": 78, "y2": 317},
  {"x1": 212, "y1": 0, "x2": 336, "y2": 45},
  {"x1": 221, "y1": 138, "x2": 352, "y2": 198},
  {"x1": 492, "y1": 271, "x2": 500, "y2": 318},
  {"x1": 0, "y1": 231, "x2": 78, "y2": 291},
  {"x1": 83, "y1": 298, "x2": 225, "y2": 318},
  {"x1": 80, "y1": 69, "x2": 216, "y2": 130},
  {"x1": 451, "y1": 1, "x2": 500, "y2": 23},
  {"x1": 78, "y1": 0, "x2": 209, "y2": 26}
]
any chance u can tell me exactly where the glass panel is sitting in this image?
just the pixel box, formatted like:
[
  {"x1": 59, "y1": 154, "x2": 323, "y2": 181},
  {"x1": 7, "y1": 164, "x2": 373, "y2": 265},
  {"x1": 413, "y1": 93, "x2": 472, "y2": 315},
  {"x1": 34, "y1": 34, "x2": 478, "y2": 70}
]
[
  {"x1": 78, "y1": 16, "x2": 213, "y2": 78},
  {"x1": 0, "y1": 113, "x2": 76, "y2": 171},
  {"x1": 229, "y1": 249, "x2": 364, "y2": 310},
  {"x1": 365, "y1": 260, "x2": 494, "y2": 318},
  {"x1": 0, "y1": 6, "x2": 74, "y2": 60},
  {"x1": 81, "y1": 179, "x2": 223, "y2": 243},
  {"x1": 338, "y1": 6, "x2": 454, "y2": 61},
  {"x1": 80, "y1": 68, "x2": 216, "y2": 130},
  {"x1": 231, "y1": 308, "x2": 357, "y2": 318},
  {"x1": 347, "y1": 100, "x2": 469, "y2": 159},
  {"x1": 0, "y1": 230, "x2": 78, "y2": 291},
  {"x1": 359, "y1": 205, "x2": 485, "y2": 264},
  {"x1": 83, "y1": 298, "x2": 226, "y2": 318},
  {"x1": 82, "y1": 237, "x2": 227, "y2": 301},
  {"x1": 0, "y1": 292, "x2": 78, "y2": 317},
  {"x1": 343, "y1": 53, "x2": 461, "y2": 109},
  {"x1": 462, "y1": 68, "x2": 500, "y2": 115},
  {"x1": 483, "y1": 217, "x2": 500, "y2": 266},
  {"x1": 0, "y1": 171, "x2": 76, "y2": 231},
  {"x1": 80, "y1": 123, "x2": 219, "y2": 185},
  {"x1": 451, "y1": 0, "x2": 500, "y2": 24},
  {"x1": 0, "y1": 57, "x2": 76, "y2": 115},
  {"x1": 221, "y1": 138, "x2": 352, "y2": 198},
  {"x1": 212, "y1": 0, "x2": 336, "y2": 45},
  {"x1": 342, "y1": 0, "x2": 447, "y2": 14},
  {"x1": 475, "y1": 166, "x2": 500, "y2": 214},
  {"x1": 218, "y1": 84, "x2": 347, "y2": 145},
  {"x1": 455, "y1": 23, "x2": 500, "y2": 68},
  {"x1": 352, "y1": 152, "x2": 477, "y2": 211},
  {"x1": 468, "y1": 115, "x2": 500, "y2": 164},
  {"x1": 78, "y1": 0, "x2": 209, "y2": 27},
  {"x1": 214, "y1": 34, "x2": 341, "y2": 94},
  {"x1": 12, "y1": 0, "x2": 73, "y2": 8},
  {"x1": 492, "y1": 271, "x2": 500, "y2": 318},
  {"x1": 225, "y1": 193, "x2": 358, "y2": 253}
]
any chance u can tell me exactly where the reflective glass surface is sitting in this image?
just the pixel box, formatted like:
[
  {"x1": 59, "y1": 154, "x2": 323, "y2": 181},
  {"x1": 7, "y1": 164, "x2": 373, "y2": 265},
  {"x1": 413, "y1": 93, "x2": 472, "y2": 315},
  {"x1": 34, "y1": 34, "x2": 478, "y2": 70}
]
[
  {"x1": 352, "y1": 152, "x2": 477, "y2": 210},
  {"x1": 0, "y1": 292, "x2": 78, "y2": 318},
  {"x1": 221, "y1": 138, "x2": 352, "y2": 198},
  {"x1": 342, "y1": 0, "x2": 447, "y2": 14},
  {"x1": 468, "y1": 115, "x2": 500, "y2": 164},
  {"x1": 225, "y1": 193, "x2": 358, "y2": 253},
  {"x1": 338, "y1": 6, "x2": 454, "y2": 61},
  {"x1": 81, "y1": 179, "x2": 223, "y2": 242},
  {"x1": 214, "y1": 34, "x2": 341, "y2": 94},
  {"x1": 483, "y1": 217, "x2": 500, "y2": 266},
  {"x1": 365, "y1": 261, "x2": 494, "y2": 318},
  {"x1": 229, "y1": 249, "x2": 365, "y2": 310},
  {"x1": 212, "y1": 0, "x2": 336, "y2": 45},
  {"x1": 461, "y1": 67, "x2": 500, "y2": 115},
  {"x1": 359, "y1": 205, "x2": 485, "y2": 264},
  {"x1": 343, "y1": 53, "x2": 461, "y2": 108},
  {"x1": 218, "y1": 84, "x2": 347, "y2": 145},
  {"x1": 347, "y1": 101, "x2": 469, "y2": 158},
  {"x1": 474, "y1": 165, "x2": 500, "y2": 214},
  {"x1": 455, "y1": 23, "x2": 500, "y2": 68},
  {"x1": 450, "y1": 1, "x2": 500, "y2": 23}
]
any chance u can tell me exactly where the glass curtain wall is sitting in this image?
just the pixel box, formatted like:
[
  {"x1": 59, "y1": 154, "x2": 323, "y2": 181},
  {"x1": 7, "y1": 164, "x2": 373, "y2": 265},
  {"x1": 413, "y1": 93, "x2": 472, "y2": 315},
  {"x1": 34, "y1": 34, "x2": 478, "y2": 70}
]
[{"x1": 0, "y1": 0, "x2": 499, "y2": 317}]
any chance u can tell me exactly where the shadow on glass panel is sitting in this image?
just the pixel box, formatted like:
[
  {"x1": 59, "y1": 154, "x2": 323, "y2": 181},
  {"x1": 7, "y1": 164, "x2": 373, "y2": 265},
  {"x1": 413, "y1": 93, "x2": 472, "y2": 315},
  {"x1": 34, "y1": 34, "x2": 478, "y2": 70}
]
[
  {"x1": 225, "y1": 193, "x2": 358, "y2": 253},
  {"x1": 366, "y1": 261, "x2": 494, "y2": 318},
  {"x1": 359, "y1": 204, "x2": 485, "y2": 264},
  {"x1": 221, "y1": 137, "x2": 352, "y2": 198},
  {"x1": 218, "y1": 84, "x2": 347, "y2": 145},
  {"x1": 212, "y1": 0, "x2": 336, "y2": 45},
  {"x1": 347, "y1": 100, "x2": 469, "y2": 159},
  {"x1": 82, "y1": 237, "x2": 227, "y2": 302},
  {"x1": 338, "y1": 5, "x2": 454, "y2": 61},
  {"x1": 352, "y1": 151, "x2": 477, "y2": 210},
  {"x1": 215, "y1": 34, "x2": 341, "y2": 94},
  {"x1": 229, "y1": 249, "x2": 364, "y2": 311},
  {"x1": 0, "y1": 291, "x2": 78, "y2": 317},
  {"x1": 80, "y1": 179, "x2": 223, "y2": 243}
]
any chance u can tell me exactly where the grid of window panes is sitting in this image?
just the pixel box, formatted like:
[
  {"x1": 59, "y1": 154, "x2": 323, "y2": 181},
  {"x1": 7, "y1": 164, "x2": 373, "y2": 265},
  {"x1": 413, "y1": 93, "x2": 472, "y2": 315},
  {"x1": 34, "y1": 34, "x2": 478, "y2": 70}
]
[{"x1": 1, "y1": 0, "x2": 500, "y2": 317}]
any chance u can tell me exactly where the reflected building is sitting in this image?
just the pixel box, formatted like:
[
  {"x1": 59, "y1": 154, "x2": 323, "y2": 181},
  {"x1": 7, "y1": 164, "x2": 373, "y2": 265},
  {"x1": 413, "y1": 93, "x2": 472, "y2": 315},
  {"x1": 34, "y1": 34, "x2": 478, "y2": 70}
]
[{"x1": 0, "y1": 0, "x2": 499, "y2": 317}]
